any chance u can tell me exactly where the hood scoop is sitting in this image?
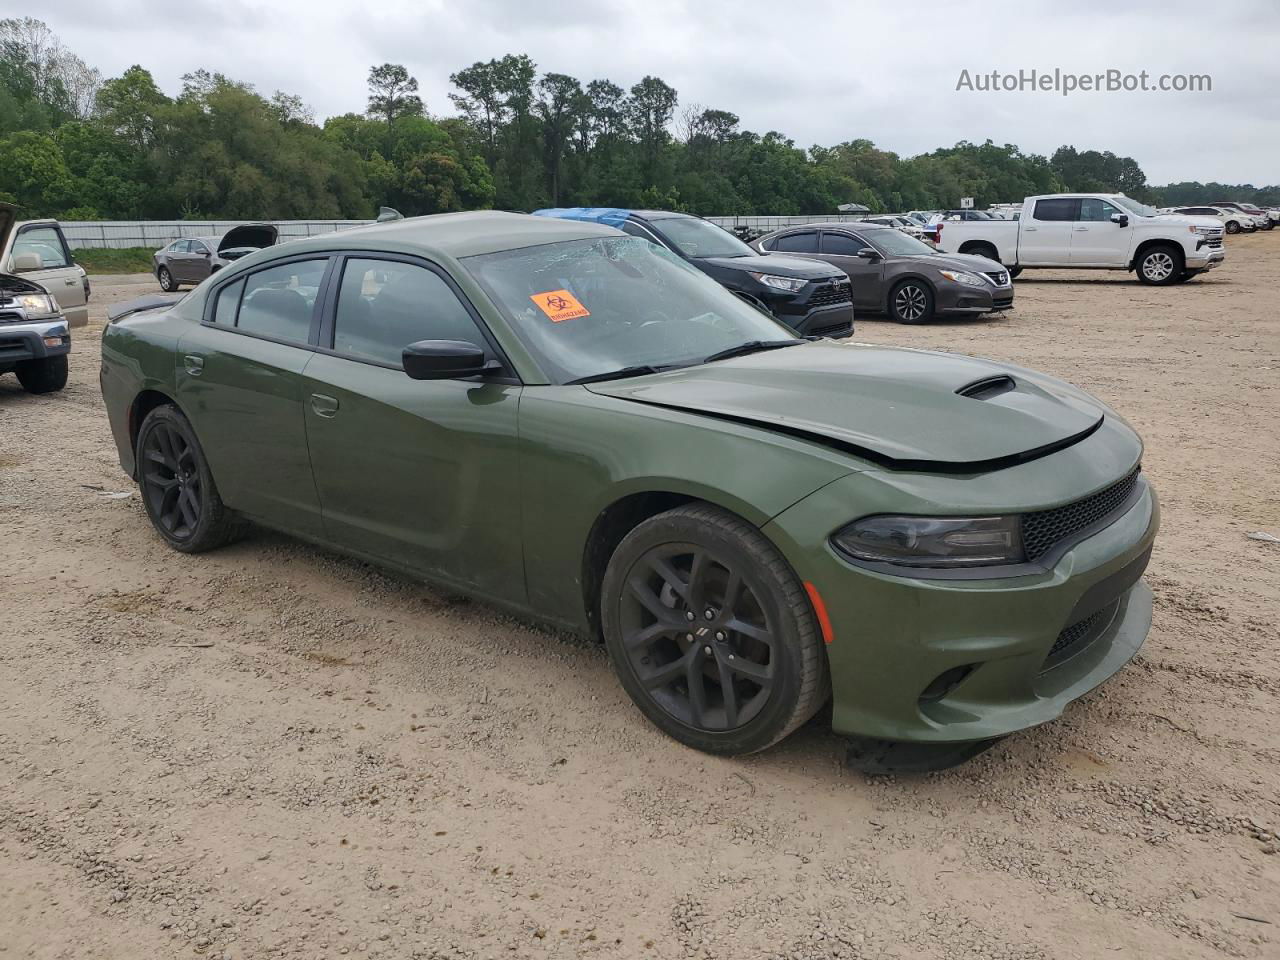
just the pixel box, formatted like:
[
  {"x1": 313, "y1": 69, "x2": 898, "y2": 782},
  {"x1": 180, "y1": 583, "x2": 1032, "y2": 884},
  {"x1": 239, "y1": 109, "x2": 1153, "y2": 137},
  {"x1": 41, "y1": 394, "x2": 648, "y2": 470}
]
[{"x1": 957, "y1": 375, "x2": 1017, "y2": 401}]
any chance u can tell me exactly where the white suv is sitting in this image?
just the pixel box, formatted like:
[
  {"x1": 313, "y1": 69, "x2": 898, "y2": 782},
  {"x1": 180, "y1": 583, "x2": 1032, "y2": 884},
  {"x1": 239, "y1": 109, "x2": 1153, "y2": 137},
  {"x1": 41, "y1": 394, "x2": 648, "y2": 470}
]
[{"x1": 0, "y1": 204, "x2": 89, "y2": 328}]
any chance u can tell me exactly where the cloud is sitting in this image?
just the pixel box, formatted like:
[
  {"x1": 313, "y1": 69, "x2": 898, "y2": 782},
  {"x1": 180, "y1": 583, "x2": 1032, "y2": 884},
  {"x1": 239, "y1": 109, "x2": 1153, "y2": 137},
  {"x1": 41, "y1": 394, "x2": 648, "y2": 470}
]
[{"x1": 32, "y1": 0, "x2": 1280, "y2": 184}]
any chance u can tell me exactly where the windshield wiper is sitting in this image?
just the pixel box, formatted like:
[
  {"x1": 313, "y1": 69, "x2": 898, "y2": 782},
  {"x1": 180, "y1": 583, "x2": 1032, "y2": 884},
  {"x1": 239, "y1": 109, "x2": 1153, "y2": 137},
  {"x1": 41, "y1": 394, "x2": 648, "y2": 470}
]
[
  {"x1": 702, "y1": 339, "x2": 802, "y2": 364},
  {"x1": 567, "y1": 364, "x2": 668, "y2": 385}
]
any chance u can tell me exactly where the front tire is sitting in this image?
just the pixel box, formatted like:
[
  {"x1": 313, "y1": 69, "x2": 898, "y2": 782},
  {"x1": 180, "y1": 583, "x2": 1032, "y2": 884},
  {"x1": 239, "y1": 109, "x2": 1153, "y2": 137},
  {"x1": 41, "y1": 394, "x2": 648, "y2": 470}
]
[
  {"x1": 889, "y1": 279, "x2": 934, "y2": 324},
  {"x1": 1007, "y1": 266, "x2": 1023, "y2": 279},
  {"x1": 136, "y1": 405, "x2": 242, "y2": 553},
  {"x1": 600, "y1": 503, "x2": 829, "y2": 755},
  {"x1": 15, "y1": 354, "x2": 68, "y2": 394},
  {"x1": 1225, "y1": 220, "x2": 1240, "y2": 235},
  {"x1": 157, "y1": 266, "x2": 178, "y2": 292},
  {"x1": 1136, "y1": 245, "x2": 1182, "y2": 286}
]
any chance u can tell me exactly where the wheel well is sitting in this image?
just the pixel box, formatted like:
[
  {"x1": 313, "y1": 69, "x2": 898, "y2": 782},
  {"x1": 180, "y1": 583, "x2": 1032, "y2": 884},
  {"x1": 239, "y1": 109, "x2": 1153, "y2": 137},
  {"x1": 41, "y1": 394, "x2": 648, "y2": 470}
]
[
  {"x1": 1130, "y1": 239, "x2": 1183, "y2": 272},
  {"x1": 581, "y1": 491, "x2": 697, "y2": 641},
  {"x1": 959, "y1": 240, "x2": 998, "y2": 259},
  {"x1": 129, "y1": 389, "x2": 177, "y2": 465}
]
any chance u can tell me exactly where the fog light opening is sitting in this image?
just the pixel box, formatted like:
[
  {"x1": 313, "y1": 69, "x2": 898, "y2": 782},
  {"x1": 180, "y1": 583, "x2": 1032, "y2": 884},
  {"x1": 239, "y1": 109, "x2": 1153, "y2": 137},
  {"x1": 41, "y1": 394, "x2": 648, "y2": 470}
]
[{"x1": 919, "y1": 664, "x2": 975, "y2": 704}]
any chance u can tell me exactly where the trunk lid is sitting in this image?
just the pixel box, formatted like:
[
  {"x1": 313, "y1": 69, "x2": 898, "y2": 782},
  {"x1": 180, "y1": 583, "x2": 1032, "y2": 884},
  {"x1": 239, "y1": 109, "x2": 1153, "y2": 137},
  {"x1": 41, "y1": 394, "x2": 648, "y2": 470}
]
[{"x1": 587, "y1": 341, "x2": 1104, "y2": 469}]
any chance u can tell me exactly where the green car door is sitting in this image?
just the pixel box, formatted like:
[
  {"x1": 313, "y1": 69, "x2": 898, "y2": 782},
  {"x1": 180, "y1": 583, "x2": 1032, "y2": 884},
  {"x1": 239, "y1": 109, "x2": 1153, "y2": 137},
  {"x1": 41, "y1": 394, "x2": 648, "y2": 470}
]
[
  {"x1": 299, "y1": 254, "x2": 525, "y2": 604},
  {"x1": 176, "y1": 256, "x2": 329, "y2": 537}
]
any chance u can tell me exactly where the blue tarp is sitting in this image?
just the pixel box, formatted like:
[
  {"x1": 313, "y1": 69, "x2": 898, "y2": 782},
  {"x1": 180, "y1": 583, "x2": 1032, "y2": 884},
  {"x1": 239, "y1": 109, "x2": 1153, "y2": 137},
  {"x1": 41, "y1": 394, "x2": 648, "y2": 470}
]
[{"x1": 532, "y1": 207, "x2": 632, "y2": 229}]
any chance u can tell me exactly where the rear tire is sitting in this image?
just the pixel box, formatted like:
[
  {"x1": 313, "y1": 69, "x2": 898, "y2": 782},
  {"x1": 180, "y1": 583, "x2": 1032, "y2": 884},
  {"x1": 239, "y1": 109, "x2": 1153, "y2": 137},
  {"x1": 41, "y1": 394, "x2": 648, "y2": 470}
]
[
  {"x1": 136, "y1": 405, "x2": 243, "y2": 553},
  {"x1": 1225, "y1": 220, "x2": 1240, "y2": 235},
  {"x1": 888, "y1": 279, "x2": 934, "y2": 324},
  {"x1": 158, "y1": 266, "x2": 178, "y2": 292},
  {"x1": 1007, "y1": 266, "x2": 1023, "y2": 279},
  {"x1": 1135, "y1": 245, "x2": 1182, "y2": 286},
  {"x1": 600, "y1": 503, "x2": 829, "y2": 755},
  {"x1": 15, "y1": 354, "x2": 68, "y2": 394}
]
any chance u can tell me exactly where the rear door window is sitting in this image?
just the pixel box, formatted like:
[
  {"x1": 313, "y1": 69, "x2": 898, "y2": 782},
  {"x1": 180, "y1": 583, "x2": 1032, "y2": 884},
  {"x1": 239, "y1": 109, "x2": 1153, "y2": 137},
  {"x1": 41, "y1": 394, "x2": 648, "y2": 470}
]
[
  {"x1": 774, "y1": 231, "x2": 819, "y2": 253},
  {"x1": 235, "y1": 259, "x2": 328, "y2": 343},
  {"x1": 212, "y1": 278, "x2": 245, "y2": 324},
  {"x1": 820, "y1": 232, "x2": 870, "y2": 256},
  {"x1": 1033, "y1": 199, "x2": 1080, "y2": 222}
]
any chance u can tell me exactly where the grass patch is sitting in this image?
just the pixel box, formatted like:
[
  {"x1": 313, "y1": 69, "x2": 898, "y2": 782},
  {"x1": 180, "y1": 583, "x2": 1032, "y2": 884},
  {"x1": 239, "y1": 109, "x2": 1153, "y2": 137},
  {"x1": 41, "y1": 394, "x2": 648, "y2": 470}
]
[{"x1": 73, "y1": 247, "x2": 156, "y2": 275}]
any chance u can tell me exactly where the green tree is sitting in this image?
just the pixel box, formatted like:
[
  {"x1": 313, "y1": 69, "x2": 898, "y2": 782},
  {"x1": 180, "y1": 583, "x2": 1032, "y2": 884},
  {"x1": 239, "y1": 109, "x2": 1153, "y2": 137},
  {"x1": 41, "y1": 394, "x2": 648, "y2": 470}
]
[{"x1": 366, "y1": 63, "x2": 423, "y2": 124}]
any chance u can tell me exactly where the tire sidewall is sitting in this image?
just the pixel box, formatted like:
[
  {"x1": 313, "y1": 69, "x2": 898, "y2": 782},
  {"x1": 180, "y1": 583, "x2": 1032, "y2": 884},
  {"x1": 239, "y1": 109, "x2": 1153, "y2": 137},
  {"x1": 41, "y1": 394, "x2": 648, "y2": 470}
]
[
  {"x1": 600, "y1": 510, "x2": 814, "y2": 755},
  {"x1": 158, "y1": 267, "x2": 175, "y2": 291},
  {"x1": 889, "y1": 279, "x2": 934, "y2": 324},
  {"x1": 136, "y1": 406, "x2": 222, "y2": 553}
]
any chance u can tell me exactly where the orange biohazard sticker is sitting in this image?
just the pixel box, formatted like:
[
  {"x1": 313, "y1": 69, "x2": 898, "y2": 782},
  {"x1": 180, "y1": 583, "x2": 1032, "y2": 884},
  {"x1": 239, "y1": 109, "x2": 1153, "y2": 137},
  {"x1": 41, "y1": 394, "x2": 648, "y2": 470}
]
[{"x1": 530, "y1": 289, "x2": 590, "y2": 323}]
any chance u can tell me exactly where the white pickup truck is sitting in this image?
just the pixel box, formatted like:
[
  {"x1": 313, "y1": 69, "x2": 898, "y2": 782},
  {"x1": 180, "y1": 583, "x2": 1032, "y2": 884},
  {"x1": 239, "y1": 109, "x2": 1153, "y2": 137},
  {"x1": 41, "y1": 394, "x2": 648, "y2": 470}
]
[{"x1": 937, "y1": 193, "x2": 1225, "y2": 285}]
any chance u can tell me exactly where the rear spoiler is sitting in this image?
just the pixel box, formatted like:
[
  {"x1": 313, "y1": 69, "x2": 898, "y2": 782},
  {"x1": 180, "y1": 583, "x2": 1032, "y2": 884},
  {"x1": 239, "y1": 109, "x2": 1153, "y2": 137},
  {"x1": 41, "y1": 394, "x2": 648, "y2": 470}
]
[{"x1": 107, "y1": 293, "x2": 184, "y2": 323}]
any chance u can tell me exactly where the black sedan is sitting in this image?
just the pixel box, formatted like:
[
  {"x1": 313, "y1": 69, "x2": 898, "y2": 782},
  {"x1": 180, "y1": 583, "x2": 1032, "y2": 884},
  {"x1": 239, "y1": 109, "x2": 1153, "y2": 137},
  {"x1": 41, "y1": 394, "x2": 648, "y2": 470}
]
[{"x1": 753, "y1": 222, "x2": 1014, "y2": 324}]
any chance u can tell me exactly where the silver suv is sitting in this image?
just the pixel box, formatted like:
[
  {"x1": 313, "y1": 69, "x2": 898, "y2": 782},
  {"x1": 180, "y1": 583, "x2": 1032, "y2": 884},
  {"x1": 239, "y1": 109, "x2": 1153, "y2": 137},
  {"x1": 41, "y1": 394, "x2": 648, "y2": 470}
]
[{"x1": 0, "y1": 272, "x2": 70, "y2": 394}]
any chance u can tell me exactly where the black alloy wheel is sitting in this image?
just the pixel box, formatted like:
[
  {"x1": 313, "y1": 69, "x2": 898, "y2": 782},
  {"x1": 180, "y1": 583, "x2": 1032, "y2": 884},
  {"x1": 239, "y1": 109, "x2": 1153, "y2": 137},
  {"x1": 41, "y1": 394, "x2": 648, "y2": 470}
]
[
  {"x1": 136, "y1": 405, "x2": 242, "y2": 553},
  {"x1": 141, "y1": 418, "x2": 202, "y2": 540},
  {"x1": 618, "y1": 543, "x2": 775, "y2": 732},
  {"x1": 601, "y1": 504, "x2": 828, "y2": 755}
]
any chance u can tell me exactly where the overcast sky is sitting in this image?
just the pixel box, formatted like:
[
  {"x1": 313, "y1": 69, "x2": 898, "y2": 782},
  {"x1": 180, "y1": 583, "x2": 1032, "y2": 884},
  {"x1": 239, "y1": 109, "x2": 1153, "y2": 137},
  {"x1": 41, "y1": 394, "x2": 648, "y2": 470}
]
[{"x1": 22, "y1": 0, "x2": 1280, "y2": 185}]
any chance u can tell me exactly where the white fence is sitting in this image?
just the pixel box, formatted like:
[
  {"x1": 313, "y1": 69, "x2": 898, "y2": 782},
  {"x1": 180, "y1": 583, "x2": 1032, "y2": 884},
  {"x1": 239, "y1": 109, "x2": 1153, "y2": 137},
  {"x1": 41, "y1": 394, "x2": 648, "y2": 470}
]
[{"x1": 60, "y1": 214, "x2": 873, "y2": 249}]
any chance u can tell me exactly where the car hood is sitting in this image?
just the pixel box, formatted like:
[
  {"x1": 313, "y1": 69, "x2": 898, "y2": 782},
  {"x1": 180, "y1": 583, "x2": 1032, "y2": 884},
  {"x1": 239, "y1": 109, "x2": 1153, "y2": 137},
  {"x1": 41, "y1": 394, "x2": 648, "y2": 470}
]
[
  {"x1": 697, "y1": 253, "x2": 841, "y2": 280},
  {"x1": 905, "y1": 252, "x2": 1005, "y2": 274},
  {"x1": 218, "y1": 223, "x2": 278, "y2": 255},
  {"x1": 586, "y1": 341, "x2": 1105, "y2": 470}
]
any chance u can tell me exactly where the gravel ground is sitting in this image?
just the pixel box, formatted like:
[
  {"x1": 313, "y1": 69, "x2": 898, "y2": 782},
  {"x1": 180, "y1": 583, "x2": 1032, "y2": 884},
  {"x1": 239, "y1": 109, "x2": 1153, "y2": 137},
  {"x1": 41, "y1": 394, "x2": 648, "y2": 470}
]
[{"x1": 2, "y1": 239, "x2": 1278, "y2": 960}]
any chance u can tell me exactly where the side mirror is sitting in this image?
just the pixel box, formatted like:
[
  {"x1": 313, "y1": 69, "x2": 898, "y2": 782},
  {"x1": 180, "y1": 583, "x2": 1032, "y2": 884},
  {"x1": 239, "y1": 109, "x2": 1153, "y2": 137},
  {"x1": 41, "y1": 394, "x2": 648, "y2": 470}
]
[
  {"x1": 855, "y1": 248, "x2": 881, "y2": 260},
  {"x1": 402, "y1": 339, "x2": 491, "y2": 380},
  {"x1": 1110, "y1": 213, "x2": 1129, "y2": 227},
  {"x1": 12, "y1": 252, "x2": 42, "y2": 271}
]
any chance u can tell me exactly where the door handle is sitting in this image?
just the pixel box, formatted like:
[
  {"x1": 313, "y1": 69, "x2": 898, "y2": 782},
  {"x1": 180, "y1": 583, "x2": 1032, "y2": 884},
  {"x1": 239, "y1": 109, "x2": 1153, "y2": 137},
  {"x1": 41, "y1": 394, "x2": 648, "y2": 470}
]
[
  {"x1": 1074, "y1": 226, "x2": 1089, "y2": 232},
  {"x1": 1024, "y1": 226, "x2": 1037, "y2": 231},
  {"x1": 64, "y1": 277, "x2": 78, "y2": 285},
  {"x1": 183, "y1": 354, "x2": 204, "y2": 376},
  {"x1": 310, "y1": 393, "x2": 339, "y2": 418}
]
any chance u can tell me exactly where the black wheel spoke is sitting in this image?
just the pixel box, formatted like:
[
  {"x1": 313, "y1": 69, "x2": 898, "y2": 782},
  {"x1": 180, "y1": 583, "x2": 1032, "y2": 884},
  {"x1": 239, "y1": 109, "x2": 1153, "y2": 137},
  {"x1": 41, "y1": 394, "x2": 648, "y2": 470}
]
[
  {"x1": 646, "y1": 555, "x2": 692, "y2": 605},
  {"x1": 625, "y1": 620, "x2": 677, "y2": 651},
  {"x1": 626, "y1": 575, "x2": 683, "y2": 627},
  {"x1": 640, "y1": 647, "x2": 695, "y2": 690},
  {"x1": 726, "y1": 617, "x2": 772, "y2": 646},
  {"x1": 143, "y1": 471, "x2": 177, "y2": 490},
  {"x1": 686, "y1": 549, "x2": 710, "y2": 608},
  {"x1": 685, "y1": 646, "x2": 708, "y2": 726},
  {"x1": 726, "y1": 656, "x2": 772, "y2": 683},
  {"x1": 177, "y1": 487, "x2": 199, "y2": 529},
  {"x1": 716, "y1": 656, "x2": 739, "y2": 727},
  {"x1": 720, "y1": 570, "x2": 743, "y2": 619}
]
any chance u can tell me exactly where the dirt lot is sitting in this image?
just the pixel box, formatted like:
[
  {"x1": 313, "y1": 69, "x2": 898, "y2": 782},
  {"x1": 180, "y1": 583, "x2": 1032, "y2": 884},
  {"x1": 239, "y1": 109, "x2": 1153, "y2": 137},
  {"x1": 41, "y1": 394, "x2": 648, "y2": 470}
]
[{"x1": 2, "y1": 236, "x2": 1278, "y2": 960}]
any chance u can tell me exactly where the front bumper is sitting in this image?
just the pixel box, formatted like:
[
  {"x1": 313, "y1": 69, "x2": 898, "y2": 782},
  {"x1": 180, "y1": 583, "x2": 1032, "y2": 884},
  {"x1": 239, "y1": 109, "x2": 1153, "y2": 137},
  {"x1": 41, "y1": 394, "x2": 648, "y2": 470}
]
[
  {"x1": 765, "y1": 439, "x2": 1158, "y2": 744},
  {"x1": 935, "y1": 281, "x2": 1015, "y2": 316},
  {"x1": 0, "y1": 319, "x2": 71, "y2": 367},
  {"x1": 1186, "y1": 245, "x2": 1225, "y2": 270}
]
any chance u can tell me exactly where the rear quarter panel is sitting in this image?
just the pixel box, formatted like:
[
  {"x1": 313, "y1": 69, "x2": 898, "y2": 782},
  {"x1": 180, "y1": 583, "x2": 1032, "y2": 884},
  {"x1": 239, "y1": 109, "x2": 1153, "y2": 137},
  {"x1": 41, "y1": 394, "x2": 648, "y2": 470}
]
[{"x1": 100, "y1": 310, "x2": 182, "y2": 478}]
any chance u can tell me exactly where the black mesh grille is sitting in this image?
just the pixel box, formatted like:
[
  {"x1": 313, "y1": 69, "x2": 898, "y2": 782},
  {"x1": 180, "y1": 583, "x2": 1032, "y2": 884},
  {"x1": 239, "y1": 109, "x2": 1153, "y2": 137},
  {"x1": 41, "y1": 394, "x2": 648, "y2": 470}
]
[
  {"x1": 1042, "y1": 602, "x2": 1117, "y2": 671},
  {"x1": 808, "y1": 281, "x2": 853, "y2": 307},
  {"x1": 1022, "y1": 467, "x2": 1141, "y2": 562}
]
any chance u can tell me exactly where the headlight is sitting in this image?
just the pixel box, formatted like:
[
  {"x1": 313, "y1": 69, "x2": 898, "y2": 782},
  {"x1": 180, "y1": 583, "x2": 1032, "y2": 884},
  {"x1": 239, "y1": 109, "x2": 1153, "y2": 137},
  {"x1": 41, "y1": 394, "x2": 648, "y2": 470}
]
[
  {"x1": 15, "y1": 293, "x2": 60, "y2": 319},
  {"x1": 832, "y1": 515, "x2": 1023, "y2": 568},
  {"x1": 749, "y1": 273, "x2": 807, "y2": 293},
  {"x1": 937, "y1": 270, "x2": 985, "y2": 287},
  {"x1": 1192, "y1": 225, "x2": 1218, "y2": 235}
]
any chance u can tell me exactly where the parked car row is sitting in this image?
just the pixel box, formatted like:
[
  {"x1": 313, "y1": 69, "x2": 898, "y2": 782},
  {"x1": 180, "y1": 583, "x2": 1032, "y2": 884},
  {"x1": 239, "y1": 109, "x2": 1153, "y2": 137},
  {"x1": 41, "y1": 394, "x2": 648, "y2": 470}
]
[{"x1": 1159, "y1": 203, "x2": 1277, "y2": 233}]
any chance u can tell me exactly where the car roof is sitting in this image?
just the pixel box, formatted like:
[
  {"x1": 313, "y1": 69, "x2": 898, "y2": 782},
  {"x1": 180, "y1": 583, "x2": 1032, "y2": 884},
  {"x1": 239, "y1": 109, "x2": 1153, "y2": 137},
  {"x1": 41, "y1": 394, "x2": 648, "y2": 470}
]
[
  {"x1": 764, "y1": 221, "x2": 895, "y2": 236},
  {"x1": 284, "y1": 210, "x2": 621, "y2": 259},
  {"x1": 532, "y1": 207, "x2": 695, "y2": 227}
]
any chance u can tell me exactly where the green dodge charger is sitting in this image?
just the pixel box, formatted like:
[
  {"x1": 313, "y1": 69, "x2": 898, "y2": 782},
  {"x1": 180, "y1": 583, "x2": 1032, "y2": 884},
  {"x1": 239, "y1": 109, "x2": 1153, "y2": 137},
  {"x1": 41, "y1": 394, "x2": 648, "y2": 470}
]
[{"x1": 100, "y1": 211, "x2": 1158, "y2": 765}]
